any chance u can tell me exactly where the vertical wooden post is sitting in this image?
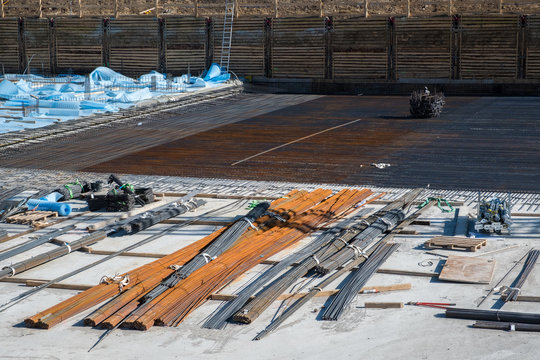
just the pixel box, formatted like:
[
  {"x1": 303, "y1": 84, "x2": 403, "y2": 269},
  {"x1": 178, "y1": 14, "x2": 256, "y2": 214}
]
[
  {"x1": 324, "y1": 16, "x2": 333, "y2": 79},
  {"x1": 205, "y1": 18, "x2": 213, "y2": 69},
  {"x1": 234, "y1": 0, "x2": 239, "y2": 18},
  {"x1": 320, "y1": 0, "x2": 323, "y2": 17},
  {"x1": 499, "y1": 0, "x2": 503, "y2": 14},
  {"x1": 115, "y1": 0, "x2": 119, "y2": 18},
  {"x1": 448, "y1": 0, "x2": 452, "y2": 16},
  {"x1": 79, "y1": 0, "x2": 82, "y2": 17},
  {"x1": 1, "y1": 0, "x2": 5, "y2": 18},
  {"x1": 155, "y1": 0, "x2": 159, "y2": 16},
  {"x1": 18, "y1": 18, "x2": 27, "y2": 74},
  {"x1": 264, "y1": 18, "x2": 272, "y2": 78},
  {"x1": 195, "y1": 0, "x2": 199, "y2": 17},
  {"x1": 407, "y1": 0, "x2": 410, "y2": 17},
  {"x1": 38, "y1": 0, "x2": 43, "y2": 17},
  {"x1": 364, "y1": 0, "x2": 369, "y2": 18},
  {"x1": 274, "y1": 0, "x2": 278, "y2": 18},
  {"x1": 49, "y1": 18, "x2": 56, "y2": 76},
  {"x1": 387, "y1": 17, "x2": 396, "y2": 80}
]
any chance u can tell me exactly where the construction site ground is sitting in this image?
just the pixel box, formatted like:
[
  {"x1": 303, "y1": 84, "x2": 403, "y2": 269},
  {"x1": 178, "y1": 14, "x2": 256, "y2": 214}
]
[
  {"x1": 0, "y1": 174, "x2": 538, "y2": 359},
  {"x1": 0, "y1": 94, "x2": 538, "y2": 192},
  {"x1": 0, "y1": 89, "x2": 539, "y2": 359}
]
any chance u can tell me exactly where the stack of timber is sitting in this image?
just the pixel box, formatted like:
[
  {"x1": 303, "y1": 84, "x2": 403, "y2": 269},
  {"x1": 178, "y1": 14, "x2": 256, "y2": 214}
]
[
  {"x1": 109, "y1": 18, "x2": 159, "y2": 76},
  {"x1": 213, "y1": 17, "x2": 265, "y2": 76},
  {"x1": 395, "y1": 17, "x2": 452, "y2": 79},
  {"x1": 424, "y1": 236, "x2": 487, "y2": 252},
  {"x1": 24, "y1": 18, "x2": 51, "y2": 75},
  {"x1": 460, "y1": 16, "x2": 518, "y2": 79},
  {"x1": 527, "y1": 16, "x2": 540, "y2": 79},
  {"x1": 0, "y1": 19, "x2": 20, "y2": 73},
  {"x1": 25, "y1": 188, "x2": 372, "y2": 330},
  {"x1": 55, "y1": 18, "x2": 103, "y2": 74},
  {"x1": 6, "y1": 211, "x2": 58, "y2": 227},
  {"x1": 272, "y1": 17, "x2": 325, "y2": 78},
  {"x1": 332, "y1": 18, "x2": 388, "y2": 79},
  {"x1": 165, "y1": 17, "x2": 207, "y2": 75}
]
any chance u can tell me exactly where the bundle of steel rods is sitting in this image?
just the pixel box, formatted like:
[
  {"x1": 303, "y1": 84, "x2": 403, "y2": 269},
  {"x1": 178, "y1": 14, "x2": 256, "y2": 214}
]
[
  {"x1": 0, "y1": 225, "x2": 76, "y2": 263},
  {"x1": 231, "y1": 199, "x2": 379, "y2": 325},
  {"x1": 446, "y1": 308, "x2": 540, "y2": 324},
  {"x1": 203, "y1": 203, "x2": 378, "y2": 330},
  {"x1": 141, "y1": 202, "x2": 270, "y2": 302},
  {"x1": 322, "y1": 242, "x2": 400, "y2": 321},
  {"x1": 121, "y1": 189, "x2": 367, "y2": 330},
  {"x1": 0, "y1": 231, "x2": 107, "y2": 280},
  {"x1": 25, "y1": 189, "x2": 331, "y2": 329},
  {"x1": 120, "y1": 199, "x2": 203, "y2": 233},
  {"x1": 504, "y1": 249, "x2": 539, "y2": 302},
  {"x1": 472, "y1": 321, "x2": 540, "y2": 332},
  {"x1": 253, "y1": 233, "x2": 388, "y2": 340},
  {"x1": 315, "y1": 208, "x2": 404, "y2": 274}
]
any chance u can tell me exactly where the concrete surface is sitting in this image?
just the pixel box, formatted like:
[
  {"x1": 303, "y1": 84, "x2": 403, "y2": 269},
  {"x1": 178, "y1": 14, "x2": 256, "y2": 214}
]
[{"x1": 0, "y1": 178, "x2": 538, "y2": 360}]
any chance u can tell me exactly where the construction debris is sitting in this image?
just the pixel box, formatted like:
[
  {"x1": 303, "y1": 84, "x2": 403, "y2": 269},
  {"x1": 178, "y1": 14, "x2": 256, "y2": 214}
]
[{"x1": 409, "y1": 88, "x2": 445, "y2": 118}]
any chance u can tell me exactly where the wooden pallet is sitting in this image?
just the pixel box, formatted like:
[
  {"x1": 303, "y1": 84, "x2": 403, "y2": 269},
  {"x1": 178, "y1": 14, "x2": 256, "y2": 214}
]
[
  {"x1": 424, "y1": 236, "x2": 487, "y2": 252},
  {"x1": 6, "y1": 211, "x2": 58, "y2": 227}
]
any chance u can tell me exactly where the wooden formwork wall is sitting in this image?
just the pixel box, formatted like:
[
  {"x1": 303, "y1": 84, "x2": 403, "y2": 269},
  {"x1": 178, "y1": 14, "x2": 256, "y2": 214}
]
[
  {"x1": 55, "y1": 18, "x2": 103, "y2": 74},
  {"x1": 213, "y1": 17, "x2": 265, "y2": 76},
  {"x1": 108, "y1": 17, "x2": 159, "y2": 76},
  {"x1": 332, "y1": 18, "x2": 388, "y2": 80},
  {"x1": 395, "y1": 17, "x2": 452, "y2": 79},
  {"x1": 165, "y1": 16, "x2": 207, "y2": 75},
  {"x1": 1, "y1": 15, "x2": 540, "y2": 81},
  {"x1": 0, "y1": 19, "x2": 20, "y2": 73},
  {"x1": 272, "y1": 17, "x2": 326, "y2": 78},
  {"x1": 24, "y1": 18, "x2": 51, "y2": 75},
  {"x1": 526, "y1": 16, "x2": 540, "y2": 79},
  {"x1": 460, "y1": 15, "x2": 519, "y2": 79}
]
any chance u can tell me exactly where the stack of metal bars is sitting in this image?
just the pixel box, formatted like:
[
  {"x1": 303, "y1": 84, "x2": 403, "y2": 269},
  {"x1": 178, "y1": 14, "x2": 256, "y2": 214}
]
[
  {"x1": 141, "y1": 202, "x2": 270, "y2": 302},
  {"x1": 202, "y1": 208, "x2": 372, "y2": 329},
  {"x1": 322, "y1": 242, "x2": 400, "y2": 321},
  {"x1": 504, "y1": 249, "x2": 539, "y2": 302}
]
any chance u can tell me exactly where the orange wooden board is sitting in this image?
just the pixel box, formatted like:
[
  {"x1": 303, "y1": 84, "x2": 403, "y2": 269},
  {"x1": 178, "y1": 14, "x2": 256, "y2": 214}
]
[{"x1": 439, "y1": 255, "x2": 495, "y2": 284}]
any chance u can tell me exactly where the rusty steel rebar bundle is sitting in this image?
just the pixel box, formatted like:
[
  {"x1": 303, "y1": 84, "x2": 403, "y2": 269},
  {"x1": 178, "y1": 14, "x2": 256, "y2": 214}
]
[
  {"x1": 26, "y1": 189, "x2": 316, "y2": 330},
  {"x1": 109, "y1": 189, "x2": 366, "y2": 331},
  {"x1": 231, "y1": 192, "x2": 376, "y2": 325},
  {"x1": 203, "y1": 192, "x2": 383, "y2": 330}
]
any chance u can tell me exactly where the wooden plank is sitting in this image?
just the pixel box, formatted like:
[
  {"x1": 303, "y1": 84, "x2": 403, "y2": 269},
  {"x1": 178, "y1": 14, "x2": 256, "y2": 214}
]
[
  {"x1": 365, "y1": 302, "x2": 404, "y2": 308},
  {"x1": 439, "y1": 255, "x2": 495, "y2": 284}
]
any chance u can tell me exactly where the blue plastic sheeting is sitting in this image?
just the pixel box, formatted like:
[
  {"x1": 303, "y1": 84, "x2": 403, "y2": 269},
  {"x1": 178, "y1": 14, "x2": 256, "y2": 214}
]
[
  {"x1": 40, "y1": 192, "x2": 63, "y2": 202},
  {"x1": 27, "y1": 199, "x2": 72, "y2": 216},
  {"x1": 0, "y1": 64, "x2": 230, "y2": 134}
]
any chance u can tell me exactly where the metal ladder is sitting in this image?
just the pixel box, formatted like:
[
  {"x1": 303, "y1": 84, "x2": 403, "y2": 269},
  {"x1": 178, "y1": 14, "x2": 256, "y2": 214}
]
[{"x1": 219, "y1": 0, "x2": 235, "y2": 73}]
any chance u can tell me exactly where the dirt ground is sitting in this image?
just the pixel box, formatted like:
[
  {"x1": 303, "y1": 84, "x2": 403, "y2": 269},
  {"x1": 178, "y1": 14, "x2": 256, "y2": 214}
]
[{"x1": 3, "y1": 0, "x2": 540, "y2": 18}]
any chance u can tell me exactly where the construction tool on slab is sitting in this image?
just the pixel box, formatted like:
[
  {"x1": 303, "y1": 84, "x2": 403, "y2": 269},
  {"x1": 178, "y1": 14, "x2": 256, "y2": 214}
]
[{"x1": 406, "y1": 301, "x2": 456, "y2": 309}]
